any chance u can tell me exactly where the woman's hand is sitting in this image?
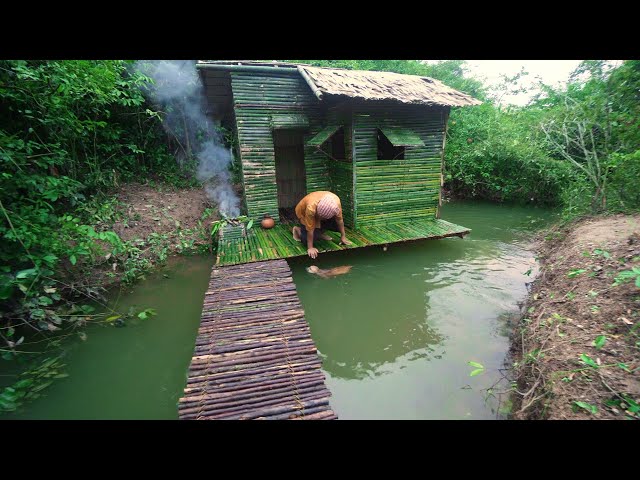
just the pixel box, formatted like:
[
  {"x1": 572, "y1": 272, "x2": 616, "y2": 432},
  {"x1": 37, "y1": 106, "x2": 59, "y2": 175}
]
[
  {"x1": 307, "y1": 248, "x2": 319, "y2": 259},
  {"x1": 340, "y1": 236, "x2": 352, "y2": 245}
]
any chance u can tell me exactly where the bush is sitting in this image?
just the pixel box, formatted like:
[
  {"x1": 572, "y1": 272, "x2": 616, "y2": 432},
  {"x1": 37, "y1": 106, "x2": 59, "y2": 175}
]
[
  {"x1": 607, "y1": 150, "x2": 640, "y2": 213},
  {"x1": 0, "y1": 60, "x2": 183, "y2": 336},
  {"x1": 445, "y1": 104, "x2": 571, "y2": 205}
]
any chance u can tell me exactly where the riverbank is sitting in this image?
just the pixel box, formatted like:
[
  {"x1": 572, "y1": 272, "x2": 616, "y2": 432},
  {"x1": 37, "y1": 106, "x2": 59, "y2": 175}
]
[
  {"x1": 0, "y1": 182, "x2": 219, "y2": 414},
  {"x1": 511, "y1": 214, "x2": 640, "y2": 419},
  {"x1": 88, "y1": 183, "x2": 219, "y2": 288}
]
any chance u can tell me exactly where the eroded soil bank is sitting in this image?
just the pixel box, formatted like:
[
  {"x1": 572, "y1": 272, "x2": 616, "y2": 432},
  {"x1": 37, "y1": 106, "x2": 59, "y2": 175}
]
[
  {"x1": 512, "y1": 214, "x2": 640, "y2": 419},
  {"x1": 86, "y1": 183, "x2": 217, "y2": 288},
  {"x1": 111, "y1": 183, "x2": 213, "y2": 244}
]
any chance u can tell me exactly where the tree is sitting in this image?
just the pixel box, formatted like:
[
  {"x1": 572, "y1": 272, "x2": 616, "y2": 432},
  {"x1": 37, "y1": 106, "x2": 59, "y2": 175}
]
[{"x1": 538, "y1": 60, "x2": 640, "y2": 213}]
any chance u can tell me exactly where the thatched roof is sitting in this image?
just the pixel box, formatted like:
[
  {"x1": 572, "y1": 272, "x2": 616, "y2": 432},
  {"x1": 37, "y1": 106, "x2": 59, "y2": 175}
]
[
  {"x1": 196, "y1": 61, "x2": 481, "y2": 108},
  {"x1": 298, "y1": 65, "x2": 481, "y2": 107}
]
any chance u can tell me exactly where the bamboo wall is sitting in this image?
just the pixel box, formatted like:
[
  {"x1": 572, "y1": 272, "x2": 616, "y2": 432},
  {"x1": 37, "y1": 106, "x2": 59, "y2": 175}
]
[
  {"x1": 353, "y1": 103, "x2": 449, "y2": 226},
  {"x1": 230, "y1": 72, "x2": 328, "y2": 222},
  {"x1": 229, "y1": 72, "x2": 448, "y2": 226},
  {"x1": 325, "y1": 106, "x2": 354, "y2": 228}
]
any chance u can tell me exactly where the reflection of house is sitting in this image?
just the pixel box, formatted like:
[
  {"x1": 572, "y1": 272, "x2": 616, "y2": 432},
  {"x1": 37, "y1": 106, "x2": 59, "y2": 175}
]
[{"x1": 197, "y1": 61, "x2": 481, "y2": 227}]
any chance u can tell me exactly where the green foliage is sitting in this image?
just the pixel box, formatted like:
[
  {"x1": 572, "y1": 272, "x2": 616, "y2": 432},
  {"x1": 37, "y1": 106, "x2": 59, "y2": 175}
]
[
  {"x1": 537, "y1": 60, "x2": 640, "y2": 218},
  {"x1": 605, "y1": 396, "x2": 639, "y2": 419},
  {"x1": 592, "y1": 248, "x2": 611, "y2": 259},
  {"x1": 525, "y1": 348, "x2": 544, "y2": 363},
  {"x1": 0, "y1": 60, "x2": 193, "y2": 342},
  {"x1": 623, "y1": 397, "x2": 639, "y2": 415},
  {"x1": 137, "y1": 308, "x2": 157, "y2": 320},
  {"x1": 0, "y1": 60, "x2": 174, "y2": 187},
  {"x1": 446, "y1": 103, "x2": 571, "y2": 204},
  {"x1": 593, "y1": 335, "x2": 607, "y2": 350},
  {"x1": 467, "y1": 361, "x2": 485, "y2": 377},
  {"x1": 579, "y1": 353, "x2": 599, "y2": 369},
  {"x1": 0, "y1": 356, "x2": 66, "y2": 412},
  {"x1": 572, "y1": 401, "x2": 598, "y2": 414},
  {"x1": 613, "y1": 267, "x2": 640, "y2": 288},
  {"x1": 617, "y1": 363, "x2": 631, "y2": 373},
  {"x1": 607, "y1": 150, "x2": 640, "y2": 212},
  {"x1": 567, "y1": 269, "x2": 587, "y2": 278}
]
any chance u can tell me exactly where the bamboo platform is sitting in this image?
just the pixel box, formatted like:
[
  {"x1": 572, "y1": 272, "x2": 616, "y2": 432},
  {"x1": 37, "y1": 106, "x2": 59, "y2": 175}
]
[
  {"x1": 215, "y1": 218, "x2": 470, "y2": 266},
  {"x1": 178, "y1": 259, "x2": 336, "y2": 420}
]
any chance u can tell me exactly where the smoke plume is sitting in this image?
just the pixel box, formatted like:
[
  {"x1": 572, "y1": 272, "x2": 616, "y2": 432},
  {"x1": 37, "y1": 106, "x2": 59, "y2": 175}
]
[{"x1": 134, "y1": 60, "x2": 240, "y2": 217}]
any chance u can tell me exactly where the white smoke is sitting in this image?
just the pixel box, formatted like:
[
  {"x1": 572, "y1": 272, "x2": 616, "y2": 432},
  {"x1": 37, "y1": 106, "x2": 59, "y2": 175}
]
[
  {"x1": 197, "y1": 143, "x2": 240, "y2": 217},
  {"x1": 134, "y1": 60, "x2": 240, "y2": 217}
]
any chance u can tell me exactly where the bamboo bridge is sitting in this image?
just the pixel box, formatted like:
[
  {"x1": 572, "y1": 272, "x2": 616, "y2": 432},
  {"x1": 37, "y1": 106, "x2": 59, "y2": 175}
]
[
  {"x1": 178, "y1": 218, "x2": 470, "y2": 420},
  {"x1": 178, "y1": 259, "x2": 337, "y2": 420}
]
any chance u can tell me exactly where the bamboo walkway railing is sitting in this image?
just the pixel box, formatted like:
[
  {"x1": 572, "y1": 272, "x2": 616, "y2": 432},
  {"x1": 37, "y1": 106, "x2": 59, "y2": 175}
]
[{"x1": 178, "y1": 259, "x2": 336, "y2": 420}]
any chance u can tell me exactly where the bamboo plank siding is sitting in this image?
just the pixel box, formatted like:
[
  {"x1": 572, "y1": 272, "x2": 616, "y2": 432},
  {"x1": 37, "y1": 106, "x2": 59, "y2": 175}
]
[
  {"x1": 179, "y1": 259, "x2": 336, "y2": 420},
  {"x1": 353, "y1": 103, "x2": 448, "y2": 226},
  {"x1": 231, "y1": 72, "x2": 328, "y2": 222},
  {"x1": 215, "y1": 219, "x2": 470, "y2": 267}
]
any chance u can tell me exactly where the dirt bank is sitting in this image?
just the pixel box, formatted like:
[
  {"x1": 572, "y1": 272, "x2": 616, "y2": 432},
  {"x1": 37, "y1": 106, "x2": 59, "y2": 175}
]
[
  {"x1": 88, "y1": 183, "x2": 218, "y2": 287},
  {"x1": 512, "y1": 214, "x2": 640, "y2": 419},
  {"x1": 111, "y1": 183, "x2": 214, "y2": 243}
]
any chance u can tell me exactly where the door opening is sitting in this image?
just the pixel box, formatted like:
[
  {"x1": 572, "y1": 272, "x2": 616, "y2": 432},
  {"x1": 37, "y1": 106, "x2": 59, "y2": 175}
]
[{"x1": 274, "y1": 129, "x2": 307, "y2": 223}]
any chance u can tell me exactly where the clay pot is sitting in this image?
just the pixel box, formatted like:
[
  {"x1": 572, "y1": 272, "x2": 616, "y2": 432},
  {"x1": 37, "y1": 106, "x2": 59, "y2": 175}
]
[{"x1": 261, "y1": 214, "x2": 275, "y2": 229}]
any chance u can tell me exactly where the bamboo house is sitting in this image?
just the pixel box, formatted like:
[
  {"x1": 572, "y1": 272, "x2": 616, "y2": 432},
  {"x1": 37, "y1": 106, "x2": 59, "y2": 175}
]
[{"x1": 196, "y1": 61, "x2": 482, "y2": 265}]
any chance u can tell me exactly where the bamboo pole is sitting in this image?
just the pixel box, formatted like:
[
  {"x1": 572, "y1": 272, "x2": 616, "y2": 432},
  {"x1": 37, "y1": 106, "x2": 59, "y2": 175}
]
[
  {"x1": 179, "y1": 375, "x2": 326, "y2": 405},
  {"x1": 297, "y1": 66, "x2": 323, "y2": 101},
  {"x1": 183, "y1": 391, "x2": 331, "y2": 420},
  {"x1": 178, "y1": 380, "x2": 328, "y2": 414},
  {"x1": 196, "y1": 63, "x2": 299, "y2": 75},
  {"x1": 186, "y1": 355, "x2": 321, "y2": 379},
  {"x1": 184, "y1": 362, "x2": 322, "y2": 392},
  {"x1": 240, "y1": 401, "x2": 330, "y2": 420}
]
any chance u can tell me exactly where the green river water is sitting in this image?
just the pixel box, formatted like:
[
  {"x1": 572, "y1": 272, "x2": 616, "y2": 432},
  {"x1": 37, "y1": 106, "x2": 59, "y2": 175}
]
[{"x1": 2, "y1": 201, "x2": 556, "y2": 420}]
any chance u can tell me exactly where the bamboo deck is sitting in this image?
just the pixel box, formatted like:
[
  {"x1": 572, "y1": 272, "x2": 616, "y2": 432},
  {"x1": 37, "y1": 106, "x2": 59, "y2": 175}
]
[
  {"x1": 215, "y1": 218, "x2": 470, "y2": 266},
  {"x1": 178, "y1": 259, "x2": 336, "y2": 420}
]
